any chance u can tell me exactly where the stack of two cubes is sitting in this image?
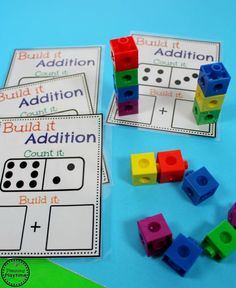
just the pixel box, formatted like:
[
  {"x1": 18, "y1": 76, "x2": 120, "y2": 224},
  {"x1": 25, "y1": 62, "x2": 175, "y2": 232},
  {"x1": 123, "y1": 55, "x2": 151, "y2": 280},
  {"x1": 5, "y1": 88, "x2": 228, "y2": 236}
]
[
  {"x1": 110, "y1": 36, "x2": 139, "y2": 116},
  {"x1": 193, "y1": 62, "x2": 231, "y2": 125}
]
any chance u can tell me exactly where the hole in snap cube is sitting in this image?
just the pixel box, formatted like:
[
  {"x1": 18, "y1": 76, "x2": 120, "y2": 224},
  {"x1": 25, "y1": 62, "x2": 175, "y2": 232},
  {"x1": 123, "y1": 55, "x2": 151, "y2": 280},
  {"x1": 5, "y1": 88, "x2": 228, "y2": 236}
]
[
  {"x1": 118, "y1": 37, "x2": 129, "y2": 44},
  {"x1": 140, "y1": 177, "x2": 151, "y2": 184},
  {"x1": 212, "y1": 63, "x2": 222, "y2": 72},
  {"x1": 209, "y1": 100, "x2": 218, "y2": 108},
  {"x1": 122, "y1": 75, "x2": 132, "y2": 82},
  {"x1": 124, "y1": 104, "x2": 133, "y2": 111},
  {"x1": 220, "y1": 231, "x2": 232, "y2": 244},
  {"x1": 205, "y1": 114, "x2": 214, "y2": 120},
  {"x1": 124, "y1": 90, "x2": 133, "y2": 97},
  {"x1": 153, "y1": 240, "x2": 165, "y2": 250},
  {"x1": 178, "y1": 245, "x2": 191, "y2": 258},
  {"x1": 196, "y1": 175, "x2": 208, "y2": 186},
  {"x1": 138, "y1": 159, "x2": 150, "y2": 168},
  {"x1": 148, "y1": 222, "x2": 161, "y2": 232},
  {"x1": 214, "y1": 83, "x2": 223, "y2": 92},
  {"x1": 123, "y1": 57, "x2": 131, "y2": 64}
]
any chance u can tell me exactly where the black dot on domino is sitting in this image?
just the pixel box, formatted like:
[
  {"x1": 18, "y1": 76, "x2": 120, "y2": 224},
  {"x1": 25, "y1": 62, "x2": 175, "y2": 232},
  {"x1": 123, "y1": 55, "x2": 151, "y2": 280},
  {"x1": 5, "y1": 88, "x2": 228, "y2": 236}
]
[
  {"x1": 142, "y1": 76, "x2": 148, "y2": 81},
  {"x1": 184, "y1": 76, "x2": 190, "y2": 82},
  {"x1": 3, "y1": 181, "x2": 11, "y2": 188},
  {"x1": 156, "y1": 78, "x2": 162, "y2": 83},
  {"x1": 7, "y1": 162, "x2": 15, "y2": 169},
  {"x1": 32, "y1": 161, "x2": 40, "y2": 169},
  {"x1": 29, "y1": 180, "x2": 37, "y2": 188},
  {"x1": 144, "y1": 67, "x2": 150, "y2": 73},
  {"x1": 5, "y1": 171, "x2": 13, "y2": 179},
  {"x1": 53, "y1": 176, "x2": 61, "y2": 184},
  {"x1": 175, "y1": 80, "x2": 181, "y2": 85},
  {"x1": 16, "y1": 180, "x2": 24, "y2": 188},
  {"x1": 67, "y1": 163, "x2": 75, "y2": 171},
  {"x1": 192, "y1": 73, "x2": 198, "y2": 78},
  {"x1": 31, "y1": 171, "x2": 39, "y2": 178},
  {"x1": 157, "y1": 69, "x2": 164, "y2": 74},
  {"x1": 20, "y1": 161, "x2": 27, "y2": 169}
]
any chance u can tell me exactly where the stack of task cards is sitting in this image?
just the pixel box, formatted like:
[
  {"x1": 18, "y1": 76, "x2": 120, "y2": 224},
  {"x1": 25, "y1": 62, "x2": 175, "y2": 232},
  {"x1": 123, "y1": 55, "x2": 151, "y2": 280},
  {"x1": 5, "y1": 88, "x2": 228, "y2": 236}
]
[{"x1": 0, "y1": 47, "x2": 106, "y2": 257}]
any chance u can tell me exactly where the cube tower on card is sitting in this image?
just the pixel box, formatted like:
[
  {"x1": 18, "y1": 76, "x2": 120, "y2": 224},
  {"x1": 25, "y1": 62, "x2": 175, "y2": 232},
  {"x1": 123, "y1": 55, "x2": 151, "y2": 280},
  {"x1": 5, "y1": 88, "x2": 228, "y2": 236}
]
[
  {"x1": 193, "y1": 62, "x2": 231, "y2": 125},
  {"x1": 110, "y1": 36, "x2": 139, "y2": 116}
]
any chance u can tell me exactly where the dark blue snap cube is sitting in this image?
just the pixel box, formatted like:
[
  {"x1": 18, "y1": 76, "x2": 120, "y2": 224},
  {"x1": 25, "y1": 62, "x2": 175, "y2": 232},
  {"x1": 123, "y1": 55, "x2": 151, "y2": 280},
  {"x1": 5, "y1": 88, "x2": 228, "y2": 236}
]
[
  {"x1": 115, "y1": 84, "x2": 139, "y2": 103},
  {"x1": 182, "y1": 167, "x2": 219, "y2": 205},
  {"x1": 162, "y1": 233, "x2": 202, "y2": 277},
  {"x1": 198, "y1": 62, "x2": 231, "y2": 97}
]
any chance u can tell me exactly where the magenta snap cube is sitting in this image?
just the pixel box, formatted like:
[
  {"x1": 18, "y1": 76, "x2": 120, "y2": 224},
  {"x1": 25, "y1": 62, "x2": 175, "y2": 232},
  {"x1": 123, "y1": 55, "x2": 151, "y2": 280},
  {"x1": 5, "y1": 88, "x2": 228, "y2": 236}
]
[
  {"x1": 228, "y1": 203, "x2": 236, "y2": 228},
  {"x1": 116, "y1": 98, "x2": 139, "y2": 116},
  {"x1": 137, "y1": 213, "x2": 172, "y2": 257}
]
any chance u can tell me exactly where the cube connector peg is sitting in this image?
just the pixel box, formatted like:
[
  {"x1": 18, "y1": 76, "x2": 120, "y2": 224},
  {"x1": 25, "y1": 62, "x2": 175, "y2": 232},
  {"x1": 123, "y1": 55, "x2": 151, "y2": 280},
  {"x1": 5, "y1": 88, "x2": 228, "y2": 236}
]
[{"x1": 202, "y1": 220, "x2": 236, "y2": 261}]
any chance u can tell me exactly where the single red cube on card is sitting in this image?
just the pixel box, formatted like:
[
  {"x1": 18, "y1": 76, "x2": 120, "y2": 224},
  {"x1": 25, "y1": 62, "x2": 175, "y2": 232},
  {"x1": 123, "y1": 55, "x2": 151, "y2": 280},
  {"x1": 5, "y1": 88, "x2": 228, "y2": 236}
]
[
  {"x1": 110, "y1": 36, "x2": 138, "y2": 72},
  {"x1": 156, "y1": 150, "x2": 188, "y2": 183}
]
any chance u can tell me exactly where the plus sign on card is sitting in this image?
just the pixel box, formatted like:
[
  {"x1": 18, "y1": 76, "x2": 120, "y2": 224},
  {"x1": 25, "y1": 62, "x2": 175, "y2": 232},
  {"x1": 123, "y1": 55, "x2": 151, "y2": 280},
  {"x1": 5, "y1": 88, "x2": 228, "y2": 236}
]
[
  {"x1": 107, "y1": 33, "x2": 220, "y2": 137},
  {"x1": 0, "y1": 115, "x2": 102, "y2": 257}
]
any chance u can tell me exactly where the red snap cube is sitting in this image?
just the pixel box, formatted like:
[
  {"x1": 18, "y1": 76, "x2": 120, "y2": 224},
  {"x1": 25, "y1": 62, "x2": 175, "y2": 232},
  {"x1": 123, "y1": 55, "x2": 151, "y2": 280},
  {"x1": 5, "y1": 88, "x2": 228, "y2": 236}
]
[
  {"x1": 156, "y1": 150, "x2": 188, "y2": 183},
  {"x1": 110, "y1": 36, "x2": 138, "y2": 72}
]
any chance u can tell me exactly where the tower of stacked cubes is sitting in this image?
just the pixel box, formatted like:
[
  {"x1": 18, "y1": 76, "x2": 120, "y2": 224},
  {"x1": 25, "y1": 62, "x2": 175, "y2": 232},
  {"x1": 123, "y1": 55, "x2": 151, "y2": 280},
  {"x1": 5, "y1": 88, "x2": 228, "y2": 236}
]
[
  {"x1": 110, "y1": 36, "x2": 139, "y2": 116},
  {"x1": 193, "y1": 62, "x2": 231, "y2": 125}
]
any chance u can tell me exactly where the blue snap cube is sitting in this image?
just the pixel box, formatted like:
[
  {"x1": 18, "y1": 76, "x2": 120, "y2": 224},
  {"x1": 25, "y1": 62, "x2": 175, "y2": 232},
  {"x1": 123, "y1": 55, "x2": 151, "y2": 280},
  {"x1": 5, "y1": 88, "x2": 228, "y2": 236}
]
[
  {"x1": 115, "y1": 84, "x2": 139, "y2": 103},
  {"x1": 182, "y1": 167, "x2": 219, "y2": 205},
  {"x1": 198, "y1": 62, "x2": 231, "y2": 97},
  {"x1": 162, "y1": 233, "x2": 202, "y2": 277}
]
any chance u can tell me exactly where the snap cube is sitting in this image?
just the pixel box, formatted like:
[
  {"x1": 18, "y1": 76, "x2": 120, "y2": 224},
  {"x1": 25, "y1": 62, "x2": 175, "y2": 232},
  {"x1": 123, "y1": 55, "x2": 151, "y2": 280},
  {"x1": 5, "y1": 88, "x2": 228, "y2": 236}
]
[
  {"x1": 156, "y1": 150, "x2": 188, "y2": 183},
  {"x1": 195, "y1": 84, "x2": 225, "y2": 112},
  {"x1": 110, "y1": 36, "x2": 138, "y2": 72},
  {"x1": 116, "y1": 99, "x2": 139, "y2": 116},
  {"x1": 228, "y1": 203, "x2": 236, "y2": 229},
  {"x1": 198, "y1": 62, "x2": 231, "y2": 97},
  {"x1": 202, "y1": 220, "x2": 236, "y2": 261},
  {"x1": 193, "y1": 99, "x2": 221, "y2": 125},
  {"x1": 182, "y1": 167, "x2": 219, "y2": 205},
  {"x1": 115, "y1": 84, "x2": 139, "y2": 103},
  {"x1": 113, "y1": 68, "x2": 138, "y2": 88},
  {"x1": 131, "y1": 152, "x2": 157, "y2": 186},
  {"x1": 162, "y1": 233, "x2": 202, "y2": 276},
  {"x1": 137, "y1": 213, "x2": 172, "y2": 256}
]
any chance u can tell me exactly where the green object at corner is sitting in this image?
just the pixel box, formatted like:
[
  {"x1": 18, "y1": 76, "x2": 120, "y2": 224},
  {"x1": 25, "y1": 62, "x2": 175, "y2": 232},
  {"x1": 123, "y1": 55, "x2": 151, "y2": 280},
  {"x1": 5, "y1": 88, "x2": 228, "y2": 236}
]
[{"x1": 0, "y1": 258, "x2": 105, "y2": 288}]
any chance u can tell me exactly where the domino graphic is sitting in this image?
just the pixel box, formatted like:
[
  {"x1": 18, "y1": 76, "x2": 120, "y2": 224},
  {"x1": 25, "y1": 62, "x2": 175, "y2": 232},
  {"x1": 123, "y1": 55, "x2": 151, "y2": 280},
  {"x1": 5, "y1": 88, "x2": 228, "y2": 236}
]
[
  {"x1": 139, "y1": 63, "x2": 199, "y2": 91},
  {"x1": 1, "y1": 157, "x2": 85, "y2": 192}
]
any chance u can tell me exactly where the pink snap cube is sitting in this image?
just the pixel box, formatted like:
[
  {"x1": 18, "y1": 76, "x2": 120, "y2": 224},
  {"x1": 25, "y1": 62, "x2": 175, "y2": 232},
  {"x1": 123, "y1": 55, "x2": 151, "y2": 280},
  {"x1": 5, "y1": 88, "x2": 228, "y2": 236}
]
[
  {"x1": 137, "y1": 213, "x2": 172, "y2": 256},
  {"x1": 116, "y1": 98, "x2": 139, "y2": 116},
  {"x1": 228, "y1": 203, "x2": 236, "y2": 228}
]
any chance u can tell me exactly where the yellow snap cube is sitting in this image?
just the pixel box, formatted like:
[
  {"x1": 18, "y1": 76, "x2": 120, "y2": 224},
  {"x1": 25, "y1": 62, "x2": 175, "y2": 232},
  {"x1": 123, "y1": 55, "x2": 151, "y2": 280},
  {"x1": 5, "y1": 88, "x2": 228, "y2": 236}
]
[
  {"x1": 195, "y1": 84, "x2": 225, "y2": 112},
  {"x1": 131, "y1": 152, "x2": 157, "y2": 186}
]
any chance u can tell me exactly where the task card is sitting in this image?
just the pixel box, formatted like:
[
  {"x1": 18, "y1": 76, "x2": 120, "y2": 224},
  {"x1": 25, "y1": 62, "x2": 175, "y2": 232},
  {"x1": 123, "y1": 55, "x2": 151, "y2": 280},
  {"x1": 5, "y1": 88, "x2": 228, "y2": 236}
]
[
  {"x1": 107, "y1": 33, "x2": 220, "y2": 137},
  {"x1": 0, "y1": 74, "x2": 109, "y2": 183},
  {"x1": 0, "y1": 114, "x2": 102, "y2": 257},
  {"x1": 5, "y1": 47, "x2": 102, "y2": 112}
]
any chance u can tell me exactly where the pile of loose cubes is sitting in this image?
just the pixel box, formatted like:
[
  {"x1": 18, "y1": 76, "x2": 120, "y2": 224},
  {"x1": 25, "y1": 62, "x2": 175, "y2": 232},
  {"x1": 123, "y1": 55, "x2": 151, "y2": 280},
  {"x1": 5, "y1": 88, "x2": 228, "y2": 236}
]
[{"x1": 131, "y1": 150, "x2": 236, "y2": 276}]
